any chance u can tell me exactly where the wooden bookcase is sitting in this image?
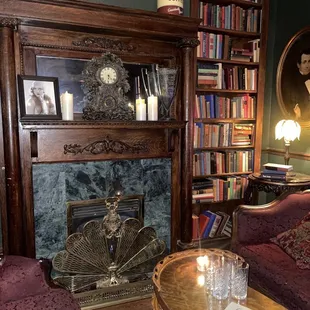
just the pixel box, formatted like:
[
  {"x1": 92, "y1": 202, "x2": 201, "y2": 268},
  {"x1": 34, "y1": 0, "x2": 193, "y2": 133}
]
[{"x1": 188, "y1": 0, "x2": 269, "y2": 247}]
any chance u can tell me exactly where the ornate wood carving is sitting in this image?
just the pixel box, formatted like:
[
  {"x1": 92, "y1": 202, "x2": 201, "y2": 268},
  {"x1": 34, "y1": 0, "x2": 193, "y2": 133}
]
[
  {"x1": 0, "y1": 18, "x2": 18, "y2": 28},
  {"x1": 72, "y1": 37, "x2": 135, "y2": 52},
  {"x1": 177, "y1": 37, "x2": 200, "y2": 48},
  {"x1": 63, "y1": 137, "x2": 148, "y2": 155}
]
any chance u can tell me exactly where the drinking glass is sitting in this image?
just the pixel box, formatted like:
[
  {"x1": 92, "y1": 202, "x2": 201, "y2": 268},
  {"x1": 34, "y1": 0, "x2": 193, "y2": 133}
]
[
  {"x1": 212, "y1": 259, "x2": 231, "y2": 300},
  {"x1": 231, "y1": 261, "x2": 249, "y2": 300}
]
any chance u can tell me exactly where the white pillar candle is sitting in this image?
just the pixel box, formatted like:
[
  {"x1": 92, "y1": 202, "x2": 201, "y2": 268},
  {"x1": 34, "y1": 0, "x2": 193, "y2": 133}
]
[
  {"x1": 60, "y1": 91, "x2": 74, "y2": 120},
  {"x1": 136, "y1": 97, "x2": 146, "y2": 121},
  {"x1": 147, "y1": 95, "x2": 158, "y2": 121}
]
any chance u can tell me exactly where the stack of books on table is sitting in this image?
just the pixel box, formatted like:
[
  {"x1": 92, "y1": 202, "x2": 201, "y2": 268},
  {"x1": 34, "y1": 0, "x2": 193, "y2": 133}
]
[{"x1": 260, "y1": 163, "x2": 295, "y2": 181}]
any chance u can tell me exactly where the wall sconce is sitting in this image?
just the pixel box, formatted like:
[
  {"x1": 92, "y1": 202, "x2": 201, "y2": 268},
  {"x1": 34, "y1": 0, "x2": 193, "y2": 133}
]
[{"x1": 275, "y1": 119, "x2": 301, "y2": 165}]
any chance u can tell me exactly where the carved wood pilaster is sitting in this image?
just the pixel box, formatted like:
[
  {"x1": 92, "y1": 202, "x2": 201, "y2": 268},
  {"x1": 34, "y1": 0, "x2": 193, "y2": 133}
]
[
  {"x1": 0, "y1": 18, "x2": 18, "y2": 29},
  {"x1": 177, "y1": 37, "x2": 200, "y2": 49},
  {"x1": 0, "y1": 26, "x2": 24, "y2": 255},
  {"x1": 178, "y1": 37, "x2": 198, "y2": 245}
]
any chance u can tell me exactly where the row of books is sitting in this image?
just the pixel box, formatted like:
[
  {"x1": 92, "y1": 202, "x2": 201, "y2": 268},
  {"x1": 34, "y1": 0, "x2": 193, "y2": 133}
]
[
  {"x1": 193, "y1": 176, "x2": 248, "y2": 203},
  {"x1": 199, "y1": 3, "x2": 261, "y2": 33},
  {"x1": 193, "y1": 150, "x2": 254, "y2": 176},
  {"x1": 197, "y1": 32, "x2": 260, "y2": 63},
  {"x1": 192, "y1": 210, "x2": 232, "y2": 239},
  {"x1": 194, "y1": 94, "x2": 256, "y2": 119},
  {"x1": 197, "y1": 63, "x2": 257, "y2": 91},
  {"x1": 193, "y1": 123, "x2": 254, "y2": 148}
]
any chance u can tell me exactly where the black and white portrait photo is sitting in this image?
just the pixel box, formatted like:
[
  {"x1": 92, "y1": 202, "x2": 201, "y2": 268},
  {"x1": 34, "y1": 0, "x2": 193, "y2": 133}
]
[
  {"x1": 277, "y1": 27, "x2": 310, "y2": 126},
  {"x1": 18, "y1": 76, "x2": 62, "y2": 120}
]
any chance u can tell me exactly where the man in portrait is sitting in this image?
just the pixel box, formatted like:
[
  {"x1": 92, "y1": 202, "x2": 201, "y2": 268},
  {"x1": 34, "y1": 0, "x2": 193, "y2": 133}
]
[
  {"x1": 26, "y1": 81, "x2": 56, "y2": 115},
  {"x1": 286, "y1": 48, "x2": 310, "y2": 120}
]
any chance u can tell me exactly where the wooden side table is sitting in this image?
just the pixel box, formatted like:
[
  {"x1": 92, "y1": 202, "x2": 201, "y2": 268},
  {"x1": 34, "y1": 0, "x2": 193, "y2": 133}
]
[
  {"x1": 152, "y1": 249, "x2": 286, "y2": 310},
  {"x1": 244, "y1": 173, "x2": 310, "y2": 205}
]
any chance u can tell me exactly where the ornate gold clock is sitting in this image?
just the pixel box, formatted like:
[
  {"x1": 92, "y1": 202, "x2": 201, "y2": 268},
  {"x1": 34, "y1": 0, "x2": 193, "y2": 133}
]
[{"x1": 82, "y1": 52, "x2": 134, "y2": 120}]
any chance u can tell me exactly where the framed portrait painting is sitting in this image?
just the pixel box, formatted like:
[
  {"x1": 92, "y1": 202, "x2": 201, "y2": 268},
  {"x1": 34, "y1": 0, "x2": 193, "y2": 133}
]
[
  {"x1": 18, "y1": 75, "x2": 62, "y2": 120},
  {"x1": 277, "y1": 27, "x2": 310, "y2": 127}
]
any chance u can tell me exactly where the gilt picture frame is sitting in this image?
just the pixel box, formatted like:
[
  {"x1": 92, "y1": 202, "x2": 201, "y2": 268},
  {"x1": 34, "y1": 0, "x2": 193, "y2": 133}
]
[
  {"x1": 18, "y1": 75, "x2": 62, "y2": 121},
  {"x1": 276, "y1": 26, "x2": 310, "y2": 127}
]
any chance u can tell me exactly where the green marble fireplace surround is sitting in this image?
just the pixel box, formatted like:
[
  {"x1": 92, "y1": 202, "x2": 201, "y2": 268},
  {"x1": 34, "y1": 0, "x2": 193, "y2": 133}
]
[{"x1": 33, "y1": 158, "x2": 171, "y2": 259}]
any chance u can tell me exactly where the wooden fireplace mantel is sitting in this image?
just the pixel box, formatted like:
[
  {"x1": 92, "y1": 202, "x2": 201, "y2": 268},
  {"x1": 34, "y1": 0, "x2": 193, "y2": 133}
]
[{"x1": 0, "y1": 0, "x2": 200, "y2": 257}]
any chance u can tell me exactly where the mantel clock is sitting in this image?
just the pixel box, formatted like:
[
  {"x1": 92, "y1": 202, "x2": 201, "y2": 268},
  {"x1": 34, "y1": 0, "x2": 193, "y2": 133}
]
[{"x1": 82, "y1": 52, "x2": 134, "y2": 120}]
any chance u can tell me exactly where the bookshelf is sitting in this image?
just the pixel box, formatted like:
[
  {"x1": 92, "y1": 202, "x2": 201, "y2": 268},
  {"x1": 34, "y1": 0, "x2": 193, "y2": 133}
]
[{"x1": 189, "y1": 0, "x2": 269, "y2": 247}]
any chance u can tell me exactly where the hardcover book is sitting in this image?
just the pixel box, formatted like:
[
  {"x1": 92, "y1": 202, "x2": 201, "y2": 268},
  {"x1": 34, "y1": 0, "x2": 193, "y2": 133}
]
[{"x1": 263, "y1": 163, "x2": 293, "y2": 172}]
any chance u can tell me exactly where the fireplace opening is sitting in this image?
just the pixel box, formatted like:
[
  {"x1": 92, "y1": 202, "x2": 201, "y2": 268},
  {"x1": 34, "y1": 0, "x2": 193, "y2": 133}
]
[
  {"x1": 66, "y1": 195, "x2": 144, "y2": 235},
  {"x1": 52, "y1": 193, "x2": 166, "y2": 308}
]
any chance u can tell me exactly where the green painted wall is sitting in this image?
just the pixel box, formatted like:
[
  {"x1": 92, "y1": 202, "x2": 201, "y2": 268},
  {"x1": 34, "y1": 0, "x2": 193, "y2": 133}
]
[
  {"x1": 85, "y1": 0, "x2": 190, "y2": 16},
  {"x1": 263, "y1": 0, "x2": 310, "y2": 173}
]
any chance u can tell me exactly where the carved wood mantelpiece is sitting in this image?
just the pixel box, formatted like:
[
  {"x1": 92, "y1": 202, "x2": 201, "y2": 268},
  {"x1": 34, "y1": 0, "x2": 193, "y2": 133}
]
[
  {"x1": 0, "y1": 0, "x2": 200, "y2": 257},
  {"x1": 63, "y1": 137, "x2": 148, "y2": 156},
  {"x1": 72, "y1": 37, "x2": 135, "y2": 52}
]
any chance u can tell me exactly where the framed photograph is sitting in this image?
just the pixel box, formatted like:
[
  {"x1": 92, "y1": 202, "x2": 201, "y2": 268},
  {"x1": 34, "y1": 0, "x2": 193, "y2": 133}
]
[
  {"x1": 18, "y1": 75, "x2": 62, "y2": 120},
  {"x1": 277, "y1": 26, "x2": 310, "y2": 127}
]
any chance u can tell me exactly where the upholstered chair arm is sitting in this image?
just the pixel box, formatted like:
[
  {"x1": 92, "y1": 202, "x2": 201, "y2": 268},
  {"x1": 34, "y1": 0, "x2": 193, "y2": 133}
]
[
  {"x1": 231, "y1": 190, "x2": 310, "y2": 250},
  {"x1": 0, "y1": 256, "x2": 51, "y2": 304}
]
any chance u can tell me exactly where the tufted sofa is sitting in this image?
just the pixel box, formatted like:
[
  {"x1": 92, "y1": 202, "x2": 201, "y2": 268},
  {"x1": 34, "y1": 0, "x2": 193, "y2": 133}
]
[
  {"x1": 0, "y1": 255, "x2": 80, "y2": 310},
  {"x1": 232, "y1": 190, "x2": 310, "y2": 310}
]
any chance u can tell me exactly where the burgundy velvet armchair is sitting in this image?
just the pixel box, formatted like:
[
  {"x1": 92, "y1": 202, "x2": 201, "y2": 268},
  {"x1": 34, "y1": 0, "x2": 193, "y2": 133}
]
[
  {"x1": 0, "y1": 255, "x2": 80, "y2": 310},
  {"x1": 232, "y1": 190, "x2": 310, "y2": 310}
]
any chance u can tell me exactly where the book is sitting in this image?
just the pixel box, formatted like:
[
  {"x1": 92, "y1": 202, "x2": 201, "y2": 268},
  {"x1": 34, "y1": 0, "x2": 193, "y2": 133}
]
[
  {"x1": 208, "y1": 213, "x2": 223, "y2": 238},
  {"x1": 215, "y1": 211, "x2": 230, "y2": 236},
  {"x1": 199, "y1": 213, "x2": 210, "y2": 237},
  {"x1": 263, "y1": 163, "x2": 293, "y2": 172},
  {"x1": 201, "y1": 210, "x2": 217, "y2": 238},
  {"x1": 192, "y1": 214, "x2": 199, "y2": 240}
]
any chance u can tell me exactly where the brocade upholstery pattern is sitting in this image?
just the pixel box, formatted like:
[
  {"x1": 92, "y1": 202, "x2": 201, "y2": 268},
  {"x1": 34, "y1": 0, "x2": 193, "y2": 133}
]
[
  {"x1": 232, "y1": 191, "x2": 310, "y2": 310},
  {"x1": 232, "y1": 192, "x2": 310, "y2": 248},
  {"x1": 271, "y1": 212, "x2": 310, "y2": 269},
  {"x1": 0, "y1": 256, "x2": 80, "y2": 310},
  {"x1": 238, "y1": 243, "x2": 310, "y2": 310}
]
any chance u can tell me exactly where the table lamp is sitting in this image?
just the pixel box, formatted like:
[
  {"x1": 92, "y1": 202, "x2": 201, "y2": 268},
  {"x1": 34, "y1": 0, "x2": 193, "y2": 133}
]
[{"x1": 275, "y1": 119, "x2": 301, "y2": 165}]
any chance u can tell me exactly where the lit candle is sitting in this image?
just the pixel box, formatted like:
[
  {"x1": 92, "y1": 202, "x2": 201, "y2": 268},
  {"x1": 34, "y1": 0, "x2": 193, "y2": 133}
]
[
  {"x1": 136, "y1": 97, "x2": 146, "y2": 121},
  {"x1": 197, "y1": 255, "x2": 209, "y2": 272},
  {"x1": 60, "y1": 91, "x2": 73, "y2": 120},
  {"x1": 147, "y1": 95, "x2": 158, "y2": 121},
  {"x1": 128, "y1": 103, "x2": 135, "y2": 111}
]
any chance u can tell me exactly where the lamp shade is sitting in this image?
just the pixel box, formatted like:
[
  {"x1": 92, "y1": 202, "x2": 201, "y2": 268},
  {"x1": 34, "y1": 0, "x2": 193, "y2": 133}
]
[{"x1": 275, "y1": 120, "x2": 301, "y2": 143}]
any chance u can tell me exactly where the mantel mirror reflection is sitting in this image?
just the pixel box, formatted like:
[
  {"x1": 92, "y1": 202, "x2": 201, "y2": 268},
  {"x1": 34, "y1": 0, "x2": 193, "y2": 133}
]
[{"x1": 36, "y1": 56, "x2": 179, "y2": 120}]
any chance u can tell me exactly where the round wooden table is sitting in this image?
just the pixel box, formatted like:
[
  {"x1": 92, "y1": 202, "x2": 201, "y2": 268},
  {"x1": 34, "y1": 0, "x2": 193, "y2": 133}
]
[
  {"x1": 152, "y1": 249, "x2": 286, "y2": 310},
  {"x1": 244, "y1": 172, "x2": 310, "y2": 204}
]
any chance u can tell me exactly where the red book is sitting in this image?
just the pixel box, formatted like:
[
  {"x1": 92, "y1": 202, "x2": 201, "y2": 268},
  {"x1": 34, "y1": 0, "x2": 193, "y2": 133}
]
[{"x1": 199, "y1": 214, "x2": 210, "y2": 237}]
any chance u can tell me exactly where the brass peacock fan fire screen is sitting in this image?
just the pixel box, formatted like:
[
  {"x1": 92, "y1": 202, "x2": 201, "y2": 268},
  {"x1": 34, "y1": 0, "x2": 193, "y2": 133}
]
[{"x1": 52, "y1": 196, "x2": 166, "y2": 295}]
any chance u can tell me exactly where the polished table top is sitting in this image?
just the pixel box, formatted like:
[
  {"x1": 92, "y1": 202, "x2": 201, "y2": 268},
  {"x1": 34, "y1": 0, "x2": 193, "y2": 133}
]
[{"x1": 152, "y1": 249, "x2": 286, "y2": 310}]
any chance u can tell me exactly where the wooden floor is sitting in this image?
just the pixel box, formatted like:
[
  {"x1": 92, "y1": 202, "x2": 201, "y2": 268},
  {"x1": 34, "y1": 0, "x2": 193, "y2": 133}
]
[{"x1": 103, "y1": 298, "x2": 153, "y2": 310}]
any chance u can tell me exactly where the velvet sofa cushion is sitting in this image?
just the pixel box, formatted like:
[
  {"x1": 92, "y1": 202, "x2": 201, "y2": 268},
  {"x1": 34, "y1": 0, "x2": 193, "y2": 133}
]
[
  {"x1": 270, "y1": 212, "x2": 310, "y2": 269},
  {"x1": 238, "y1": 243, "x2": 310, "y2": 310}
]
